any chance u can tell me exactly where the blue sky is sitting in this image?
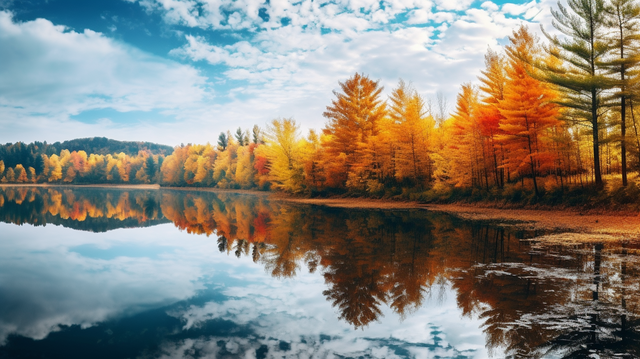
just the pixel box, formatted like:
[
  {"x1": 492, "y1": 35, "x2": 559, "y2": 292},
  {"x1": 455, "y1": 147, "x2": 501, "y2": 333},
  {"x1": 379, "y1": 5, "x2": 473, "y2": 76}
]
[{"x1": 0, "y1": 0, "x2": 557, "y2": 146}]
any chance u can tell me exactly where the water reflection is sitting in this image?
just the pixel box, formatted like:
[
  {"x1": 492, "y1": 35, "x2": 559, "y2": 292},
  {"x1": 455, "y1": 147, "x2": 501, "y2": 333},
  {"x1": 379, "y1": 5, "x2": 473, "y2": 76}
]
[
  {"x1": 1, "y1": 186, "x2": 640, "y2": 358},
  {"x1": 0, "y1": 186, "x2": 167, "y2": 231}
]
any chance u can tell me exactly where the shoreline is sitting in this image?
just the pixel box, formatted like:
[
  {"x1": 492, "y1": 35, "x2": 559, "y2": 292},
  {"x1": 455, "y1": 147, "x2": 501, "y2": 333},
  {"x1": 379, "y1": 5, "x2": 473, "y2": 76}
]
[
  {"x1": 2, "y1": 184, "x2": 640, "y2": 239},
  {"x1": 271, "y1": 195, "x2": 640, "y2": 240},
  {"x1": 422, "y1": 204, "x2": 640, "y2": 237},
  {"x1": 0, "y1": 183, "x2": 270, "y2": 196}
]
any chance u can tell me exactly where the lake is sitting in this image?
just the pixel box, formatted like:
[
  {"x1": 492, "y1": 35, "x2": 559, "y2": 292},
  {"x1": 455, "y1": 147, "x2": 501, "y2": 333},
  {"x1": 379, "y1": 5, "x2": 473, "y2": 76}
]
[{"x1": 0, "y1": 186, "x2": 638, "y2": 358}]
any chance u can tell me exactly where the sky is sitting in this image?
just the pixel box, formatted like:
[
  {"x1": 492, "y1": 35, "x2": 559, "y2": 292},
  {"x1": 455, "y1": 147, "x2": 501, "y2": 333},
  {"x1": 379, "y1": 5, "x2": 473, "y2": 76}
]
[{"x1": 0, "y1": 0, "x2": 559, "y2": 147}]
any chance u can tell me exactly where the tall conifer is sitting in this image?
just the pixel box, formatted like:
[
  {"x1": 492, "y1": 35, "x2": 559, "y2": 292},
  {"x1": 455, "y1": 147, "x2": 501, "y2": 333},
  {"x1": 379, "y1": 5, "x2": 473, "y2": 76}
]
[
  {"x1": 604, "y1": 0, "x2": 640, "y2": 186},
  {"x1": 542, "y1": 0, "x2": 613, "y2": 187}
]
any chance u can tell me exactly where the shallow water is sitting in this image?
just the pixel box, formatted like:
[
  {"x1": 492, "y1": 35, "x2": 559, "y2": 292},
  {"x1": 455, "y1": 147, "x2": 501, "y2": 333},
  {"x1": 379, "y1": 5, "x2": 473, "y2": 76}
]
[{"x1": 0, "y1": 186, "x2": 639, "y2": 358}]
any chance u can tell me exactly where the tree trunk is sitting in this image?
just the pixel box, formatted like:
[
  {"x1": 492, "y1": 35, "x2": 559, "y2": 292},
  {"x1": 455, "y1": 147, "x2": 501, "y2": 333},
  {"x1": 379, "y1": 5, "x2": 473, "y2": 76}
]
[
  {"x1": 621, "y1": 86, "x2": 628, "y2": 186},
  {"x1": 592, "y1": 88, "x2": 603, "y2": 187}
]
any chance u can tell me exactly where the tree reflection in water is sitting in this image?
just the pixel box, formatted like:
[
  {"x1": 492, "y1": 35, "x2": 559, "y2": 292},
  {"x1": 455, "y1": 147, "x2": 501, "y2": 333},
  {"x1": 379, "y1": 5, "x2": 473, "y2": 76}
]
[{"x1": 1, "y1": 186, "x2": 640, "y2": 357}]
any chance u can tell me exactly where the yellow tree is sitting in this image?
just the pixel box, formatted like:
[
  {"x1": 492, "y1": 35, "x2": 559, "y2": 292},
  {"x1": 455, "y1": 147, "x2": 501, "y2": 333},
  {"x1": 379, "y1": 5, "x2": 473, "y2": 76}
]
[
  {"x1": 5, "y1": 167, "x2": 15, "y2": 182},
  {"x1": 58, "y1": 149, "x2": 71, "y2": 176},
  {"x1": 86, "y1": 154, "x2": 106, "y2": 182},
  {"x1": 357, "y1": 118, "x2": 395, "y2": 193},
  {"x1": 115, "y1": 153, "x2": 131, "y2": 182},
  {"x1": 213, "y1": 137, "x2": 238, "y2": 188},
  {"x1": 14, "y1": 164, "x2": 27, "y2": 183},
  {"x1": 183, "y1": 144, "x2": 214, "y2": 185},
  {"x1": 105, "y1": 155, "x2": 121, "y2": 182},
  {"x1": 48, "y1": 154, "x2": 63, "y2": 182},
  {"x1": 135, "y1": 166, "x2": 149, "y2": 183},
  {"x1": 322, "y1": 73, "x2": 386, "y2": 188},
  {"x1": 450, "y1": 84, "x2": 483, "y2": 187},
  {"x1": 161, "y1": 146, "x2": 189, "y2": 185},
  {"x1": 235, "y1": 144, "x2": 257, "y2": 189},
  {"x1": 28, "y1": 167, "x2": 36, "y2": 183},
  {"x1": 264, "y1": 118, "x2": 305, "y2": 193},
  {"x1": 301, "y1": 130, "x2": 325, "y2": 191},
  {"x1": 64, "y1": 166, "x2": 77, "y2": 183},
  {"x1": 478, "y1": 49, "x2": 508, "y2": 187},
  {"x1": 388, "y1": 80, "x2": 435, "y2": 185}
]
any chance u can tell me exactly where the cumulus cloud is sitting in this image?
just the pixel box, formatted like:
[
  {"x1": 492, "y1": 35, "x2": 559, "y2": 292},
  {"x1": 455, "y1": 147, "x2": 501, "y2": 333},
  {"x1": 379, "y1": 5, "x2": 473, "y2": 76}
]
[
  {"x1": 162, "y1": 0, "x2": 547, "y2": 138},
  {"x1": 129, "y1": 0, "x2": 436, "y2": 31},
  {"x1": 434, "y1": 0, "x2": 476, "y2": 11},
  {"x1": 161, "y1": 0, "x2": 554, "y2": 137},
  {"x1": 0, "y1": 223, "x2": 213, "y2": 344},
  {"x1": 0, "y1": 11, "x2": 207, "y2": 113},
  {"x1": 502, "y1": 0, "x2": 537, "y2": 16},
  {"x1": 480, "y1": 1, "x2": 499, "y2": 12},
  {"x1": 0, "y1": 0, "x2": 559, "y2": 145},
  {"x1": 0, "y1": 10, "x2": 209, "y2": 144}
]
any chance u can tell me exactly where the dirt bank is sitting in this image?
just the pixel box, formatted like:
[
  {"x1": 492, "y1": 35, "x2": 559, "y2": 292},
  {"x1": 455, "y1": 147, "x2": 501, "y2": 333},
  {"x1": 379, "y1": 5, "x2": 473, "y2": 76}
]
[
  {"x1": 277, "y1": 196, "x2": 422, "y2": 209},
  {"x1": 277, "y1": 196, "x2": 640, "y2": 239},
  {"x1": 422, "y1": 204, "x2": 640, "y2": 237}
]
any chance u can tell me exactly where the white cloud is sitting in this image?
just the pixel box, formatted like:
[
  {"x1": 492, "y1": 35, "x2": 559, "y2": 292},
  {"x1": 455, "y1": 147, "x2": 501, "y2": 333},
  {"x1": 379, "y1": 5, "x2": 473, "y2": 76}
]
[
  {"x1": 0, "y1": 220, "x2": 490, "y2": 356},
  {"x1": 0, "y1": 11, "x2": 206, "y2": 114},
  {"x1": 0, "y1": 223, "x2": 212, "y2": 344},
  {"x1": 0, "y1": 1, "x2": 559, "y2": 145},
  {"x1": 407, "y1": 9, "x2": 456, "y2": 24},
  {"x1": 434, "y1": 0, "x2": 476, "y2": 11},
  {"x1": 502, "y1": 0, "x2": 537, "y2": 16},
  {"x1": 130, "y1": 0, "x2": 438, "y2": 31},
  {"x1": 161, "y1": 0, "x2": 552, "y2": 137},
  {"x1": 480, "y1": 1, "x2": 499, "y2": 12},
  {"x1": 407, "y1": 8, "x2": 431, "y2": 23},
  {"x1": 0, "y1": 11, "x2": 210, "y2": 144}
]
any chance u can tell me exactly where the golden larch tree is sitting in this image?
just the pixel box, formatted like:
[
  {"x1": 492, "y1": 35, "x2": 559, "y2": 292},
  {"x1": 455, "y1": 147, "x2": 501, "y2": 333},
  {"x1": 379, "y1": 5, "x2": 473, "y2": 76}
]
[
  {"x1": 322, "y1": 73, "x2": 386, "y2": 188},
  {"x1": 498, "y1": 26, "x2": 560, "y2": 197}
]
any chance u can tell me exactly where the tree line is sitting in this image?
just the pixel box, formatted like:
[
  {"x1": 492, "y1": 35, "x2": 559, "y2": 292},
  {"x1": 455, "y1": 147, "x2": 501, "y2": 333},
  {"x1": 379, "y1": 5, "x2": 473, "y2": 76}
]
[{"x1": 3, "y1": 0, "x2": 640, "y2": 204}]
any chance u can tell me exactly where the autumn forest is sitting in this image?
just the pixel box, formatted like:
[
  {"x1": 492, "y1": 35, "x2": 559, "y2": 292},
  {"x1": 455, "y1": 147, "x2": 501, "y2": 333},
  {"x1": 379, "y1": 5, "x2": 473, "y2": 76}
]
[{"x1": 4, "y1": 1, "x2": 640, "y2": 207}]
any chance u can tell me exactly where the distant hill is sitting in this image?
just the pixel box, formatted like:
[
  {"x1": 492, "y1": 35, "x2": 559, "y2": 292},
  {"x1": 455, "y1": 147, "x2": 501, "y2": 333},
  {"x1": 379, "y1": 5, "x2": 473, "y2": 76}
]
[
  {"x1": 0, "y1": 137, "x2": 174, "y2": 169},
  {"x1": 52, "y1": 137, "x2": 174, "y2": 156}
]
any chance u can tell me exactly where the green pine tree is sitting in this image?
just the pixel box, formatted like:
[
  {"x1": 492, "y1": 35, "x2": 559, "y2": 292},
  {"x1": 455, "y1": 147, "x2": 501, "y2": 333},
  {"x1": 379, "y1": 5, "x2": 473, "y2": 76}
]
[
  {"x1": 542, "y1": 0, "x2": 615, "y2": 187},
  {"x1": 604, "y1": 0, "x2": 640, "y2": 186}
]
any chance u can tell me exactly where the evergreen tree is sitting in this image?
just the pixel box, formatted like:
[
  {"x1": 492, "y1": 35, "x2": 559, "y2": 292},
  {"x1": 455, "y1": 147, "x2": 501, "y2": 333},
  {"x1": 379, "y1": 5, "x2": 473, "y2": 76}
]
[
  {"x1": 604, "y1": 0, "x2": 640, "y2": 186},
  {"x1": 217, "y1": 132, "x2": 228, "y2": 151},
  {"x1": 146, "y1": 155, "x2": 156, "y2": 180},
  {"x1": 235, "y1": 127, "x2": 247, "y2": 146},
  {"x1": 252, "y1": 125, "x2": 264, "y2": 144},
  {"x1": 543, "y1": 0, "x2": 614, "y2": 187}
]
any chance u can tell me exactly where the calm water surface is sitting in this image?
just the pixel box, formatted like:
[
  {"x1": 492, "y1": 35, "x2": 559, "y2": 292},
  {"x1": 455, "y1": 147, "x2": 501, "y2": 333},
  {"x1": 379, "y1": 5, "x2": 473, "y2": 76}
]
[{"x1": 0, "y1": 186, "x2": 639, "y2": 358}]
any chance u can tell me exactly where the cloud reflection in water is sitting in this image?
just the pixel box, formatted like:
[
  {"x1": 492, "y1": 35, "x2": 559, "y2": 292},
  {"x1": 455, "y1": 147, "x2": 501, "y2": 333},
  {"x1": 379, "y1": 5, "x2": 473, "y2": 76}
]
[{"x1": 0, "y1": 220, "x2": 487, "y2": 358}]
